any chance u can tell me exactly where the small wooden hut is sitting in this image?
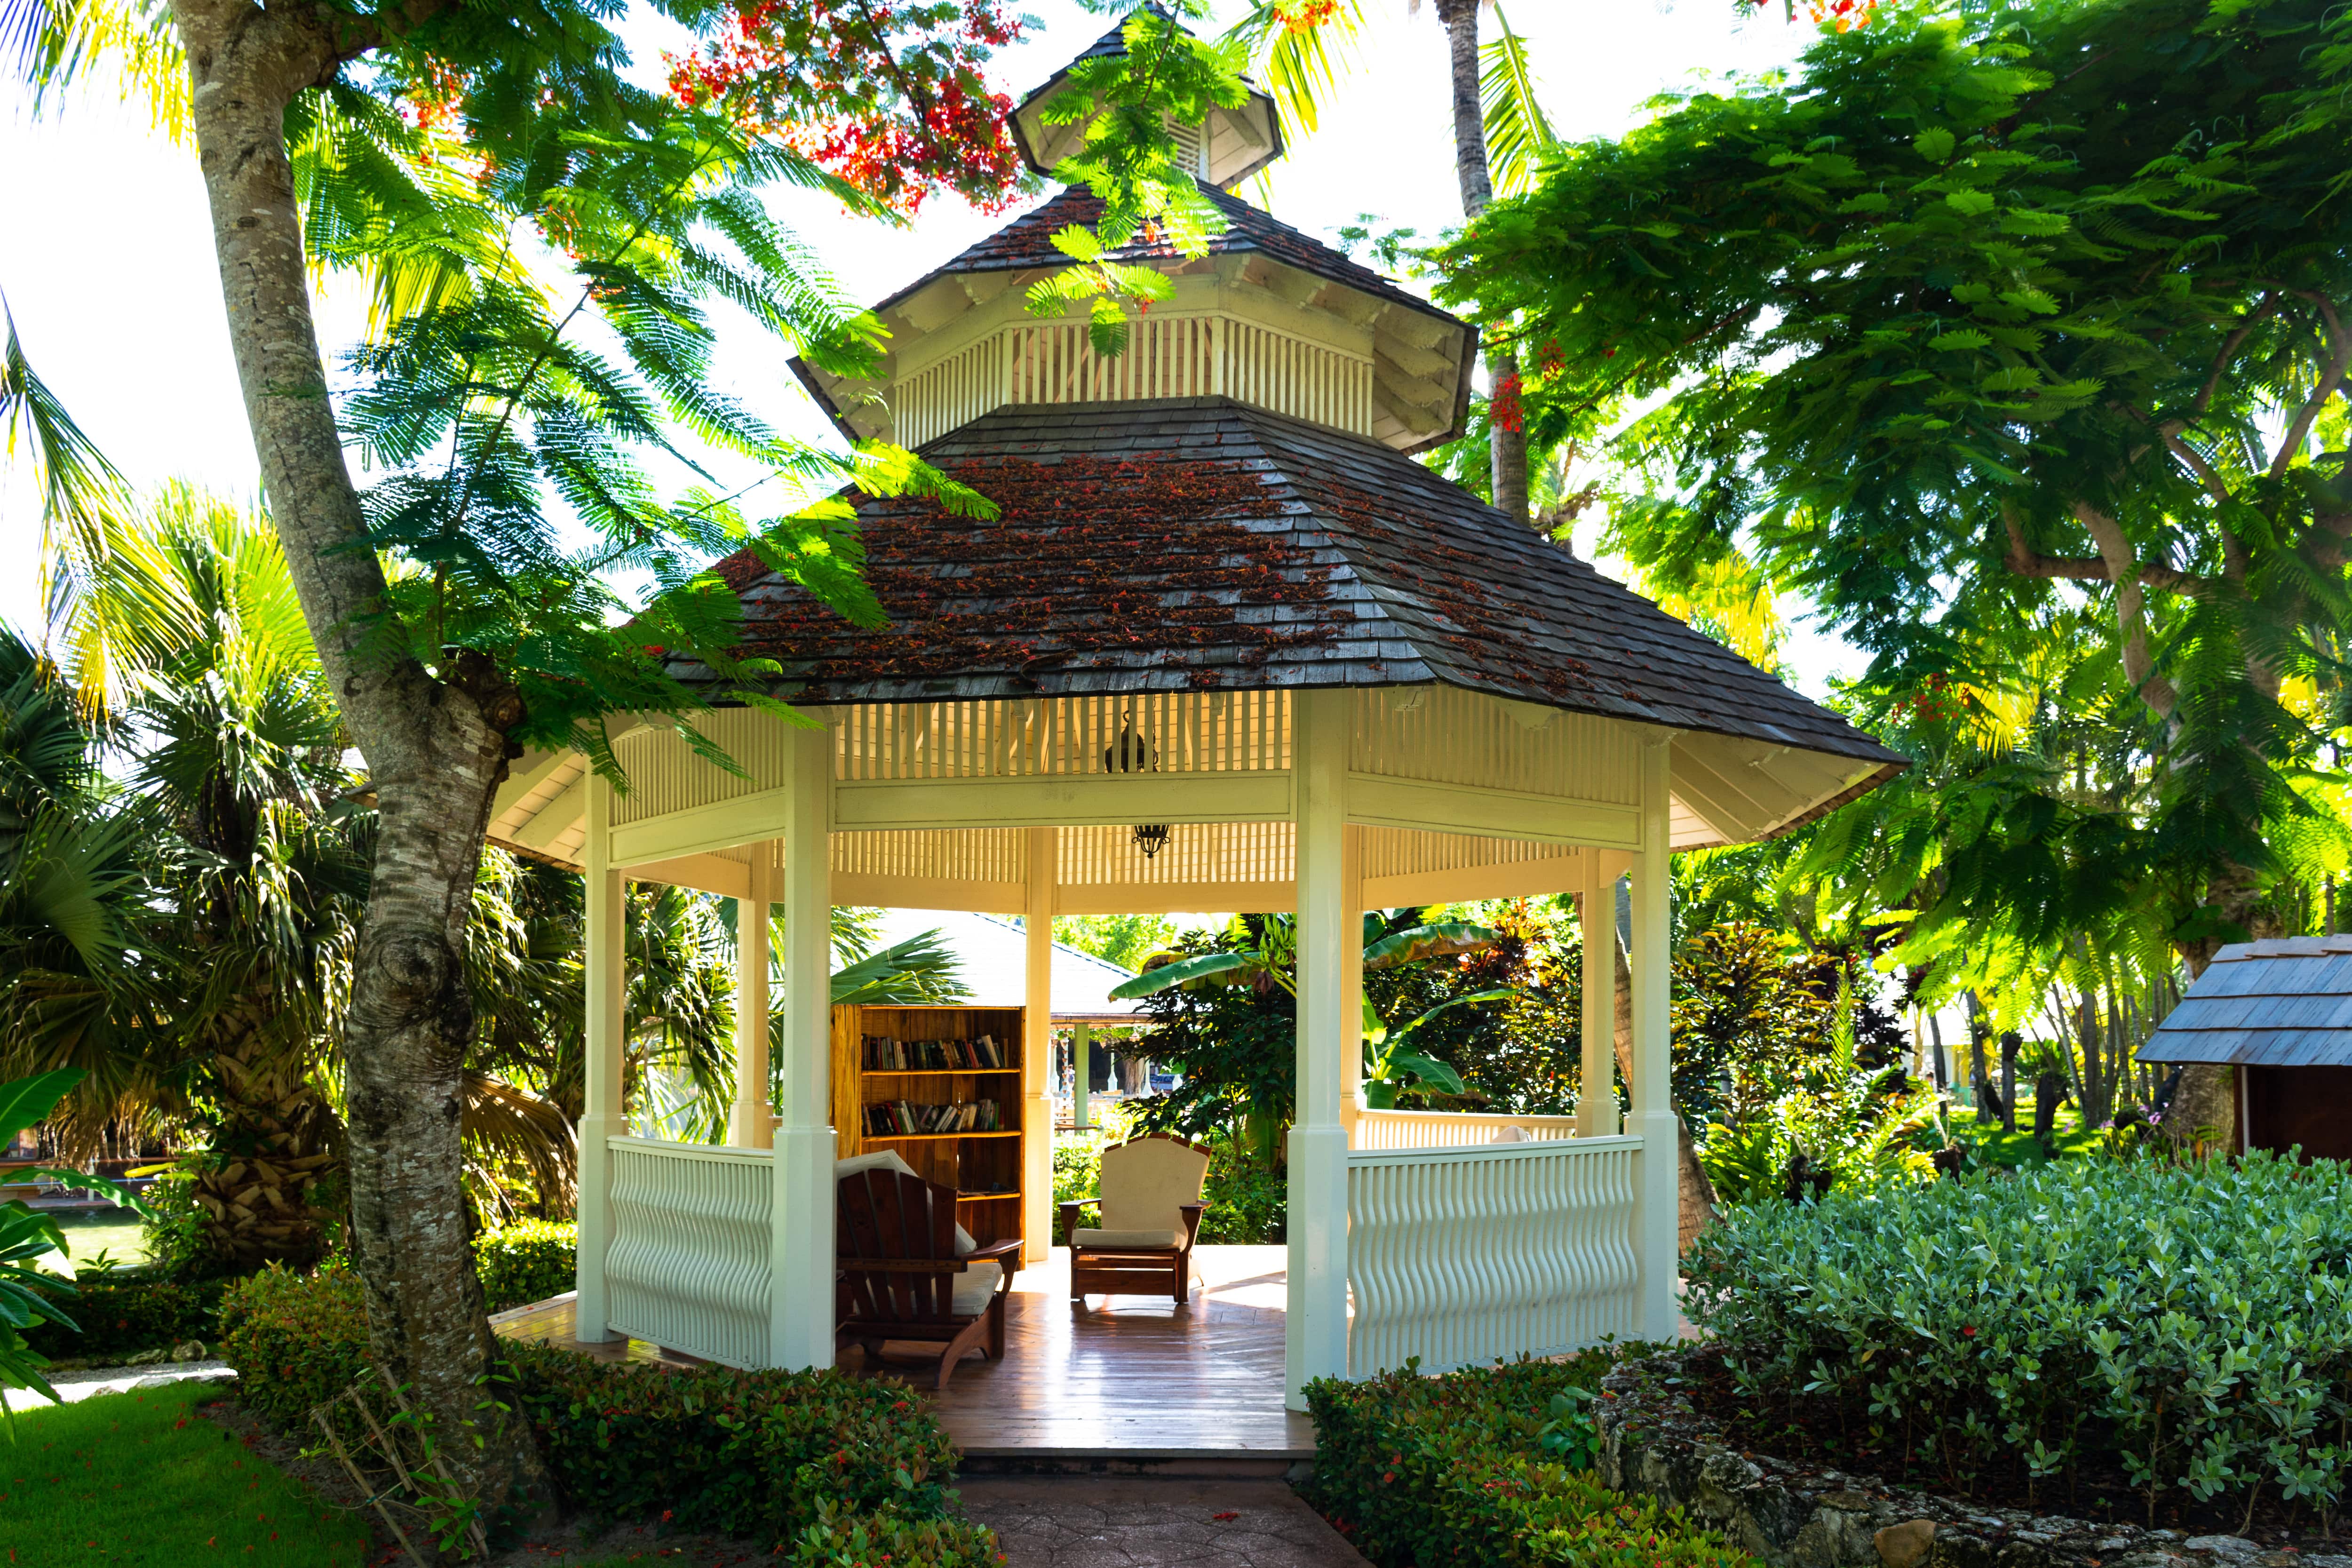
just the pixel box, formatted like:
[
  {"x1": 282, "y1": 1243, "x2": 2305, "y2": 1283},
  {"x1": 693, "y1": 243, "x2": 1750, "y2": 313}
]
[{"x1": 2137, "y1": 936, "x2": 2352, "y2": 1160}]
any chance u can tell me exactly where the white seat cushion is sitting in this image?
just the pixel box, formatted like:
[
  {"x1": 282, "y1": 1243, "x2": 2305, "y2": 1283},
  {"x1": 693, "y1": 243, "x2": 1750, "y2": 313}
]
[
  {"x1": 834, "y1": 1149, "x2": 977, "y2": 1254},
  {"x1": 1071, "y1": 1227, "x2": 1181, "y2": 1249},
  {"x1": 949, "y1": 1258, "x2": 1002, "y2": 1317}
]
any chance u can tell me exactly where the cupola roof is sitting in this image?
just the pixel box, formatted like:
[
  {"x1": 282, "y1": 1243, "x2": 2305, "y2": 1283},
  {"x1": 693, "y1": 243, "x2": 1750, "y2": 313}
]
[
  {"x1": 792, "y1": 183, "x2": 1476, "y2": 455},
  {"x1": 1009, "y1": 7, "x2": 1285, "y2": 189}
]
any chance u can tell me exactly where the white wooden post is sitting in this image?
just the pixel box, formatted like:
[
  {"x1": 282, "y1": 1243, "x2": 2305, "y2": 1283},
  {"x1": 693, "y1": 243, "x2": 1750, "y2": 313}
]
[
  {"x1": 1339, "y1": 824, "x2": 1364, "y2": 1146},
  {"x1": 574, "y1": 772, "x2": 624, "y2": 1341},
  {"x1": 1629, "y1": 735, "x2": 1680, "y2": 1342},
  {"x1": 769, "y1": 724, "x2": 835, "y2": 1369},
  {"x1": 1071, "y1": 1023, "x2": 1092, "y2": 1131},
  {"x1": 730, "y1": 844, "x2": 773, "y2": 1150},
  {"x1": 1577, "y1": 850, "x2": 1620, "y2": 1137},
  {"x1": 1023, "y1": 827, "x2": 1056, "y2": 1262},
  {"x1": 1288, "y1": 688, "x2": 1351, "y2": 1408}
]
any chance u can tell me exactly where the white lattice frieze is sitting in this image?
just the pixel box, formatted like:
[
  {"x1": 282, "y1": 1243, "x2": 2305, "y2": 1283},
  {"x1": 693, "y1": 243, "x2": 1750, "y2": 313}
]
[{"x1": 890, "y1": 310, "x2": 1376, "y2": 448}]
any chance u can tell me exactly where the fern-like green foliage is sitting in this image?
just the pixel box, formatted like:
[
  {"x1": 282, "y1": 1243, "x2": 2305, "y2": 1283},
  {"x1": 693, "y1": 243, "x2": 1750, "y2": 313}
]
[{"x1": 1447, "y1": 0, "x2": 2352, "y2": 985}]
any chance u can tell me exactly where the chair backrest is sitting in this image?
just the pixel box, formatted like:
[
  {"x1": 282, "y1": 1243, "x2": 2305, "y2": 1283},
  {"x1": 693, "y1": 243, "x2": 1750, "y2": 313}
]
[
  {"x1": 1097, "y1": 1133, "x2": 1211, "y2": 1234},
  {"x1": 838, "y1": 1168, "x2": 961, "y2": 1323}
]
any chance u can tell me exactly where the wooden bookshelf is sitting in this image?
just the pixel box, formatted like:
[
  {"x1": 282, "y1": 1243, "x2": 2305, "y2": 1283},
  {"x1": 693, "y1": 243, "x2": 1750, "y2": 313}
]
[{"x1": 830, "y1": 1004, "x2": 1026, "y2": 1249}]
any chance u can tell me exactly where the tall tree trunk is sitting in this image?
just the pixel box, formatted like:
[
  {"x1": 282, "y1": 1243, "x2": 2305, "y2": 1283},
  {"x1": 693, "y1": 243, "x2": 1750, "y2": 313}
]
[
  {"x1": 1433, "y1": 0, "x2": 1531, "y2": 527},
  {"x1": 170, "y1": 0, "x2": 545, "y2": 1513},
  {"x1": 1998, "y1": 1030, "x2": 2019, "y2": 1135},
  {"x1": 194, "y1": 1018, "x2": 339, "y2": 1270}
]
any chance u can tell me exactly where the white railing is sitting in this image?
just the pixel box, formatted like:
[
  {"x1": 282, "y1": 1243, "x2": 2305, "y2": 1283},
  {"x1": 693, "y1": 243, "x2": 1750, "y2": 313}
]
[
  {"x1": 1346, "y1": 1134, "x2": 1641, "y2": 1377},
  {"x1": 1352, "y1": 1107, "x2": 1583, "y2": 1150},
  {"x1": 605, "y1": 1137, "x2": 772, "y2": 1369}
]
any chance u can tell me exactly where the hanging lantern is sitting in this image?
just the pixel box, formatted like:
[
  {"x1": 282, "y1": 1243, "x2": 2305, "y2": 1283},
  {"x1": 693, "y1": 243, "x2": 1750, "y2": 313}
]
[{"x1": 1103, "y1": 708, "x2": 1173, "y2": 861}]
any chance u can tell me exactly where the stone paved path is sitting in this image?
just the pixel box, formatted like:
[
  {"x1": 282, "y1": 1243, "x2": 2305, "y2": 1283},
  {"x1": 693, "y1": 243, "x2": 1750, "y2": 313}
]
[{"x1": 957, "y1": 1477, "x2": 1370, "y2": 1568}]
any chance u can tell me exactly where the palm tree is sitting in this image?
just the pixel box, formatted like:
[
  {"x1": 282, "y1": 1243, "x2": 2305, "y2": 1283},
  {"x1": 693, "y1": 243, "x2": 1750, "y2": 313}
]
[
  {"x1": 1227, "y1": 1, "x2": 1545, "y2": 525},
  {"x1": 49, "y1": 485, "x2": 367, "y2": 1268}
]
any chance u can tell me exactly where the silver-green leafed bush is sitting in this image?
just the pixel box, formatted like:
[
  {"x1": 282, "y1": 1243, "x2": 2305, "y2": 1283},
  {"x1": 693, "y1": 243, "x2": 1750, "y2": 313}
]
[{"x1": 1684, "y1": 1154, "x2": 2352, "y2": 1530}]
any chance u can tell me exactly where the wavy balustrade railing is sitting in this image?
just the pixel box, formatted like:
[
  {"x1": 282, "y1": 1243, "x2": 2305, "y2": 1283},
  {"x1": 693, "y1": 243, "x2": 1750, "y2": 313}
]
[
  {"x1": 605, "y1": 1137, "x2": 772, "y2": 1369},
  {"x1": 1352, "y1": 1107, "x2": 1583, "y2": 1149},
  {"x1": 1345, "y1": 1135, "x2": 1641, "y2": 1377}
]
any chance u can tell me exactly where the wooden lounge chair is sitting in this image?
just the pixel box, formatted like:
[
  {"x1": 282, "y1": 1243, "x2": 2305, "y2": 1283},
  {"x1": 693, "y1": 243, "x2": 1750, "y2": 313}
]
[
  {"x1": 836, "y1": 1165, "x2": 1021, "y2": 1389},
  {"x1": 1057, "y1": 1133, "x2": 1211, "y2": 1305}
]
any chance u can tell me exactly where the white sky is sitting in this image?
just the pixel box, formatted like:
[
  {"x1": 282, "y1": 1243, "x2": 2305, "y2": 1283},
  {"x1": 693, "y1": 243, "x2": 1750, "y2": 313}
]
[{"x1": 0, "y1": 0, "x2": 1859, "y2": 693}]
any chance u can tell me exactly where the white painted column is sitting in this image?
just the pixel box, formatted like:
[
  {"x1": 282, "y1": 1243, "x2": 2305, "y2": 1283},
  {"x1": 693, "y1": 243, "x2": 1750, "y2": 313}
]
[
  {"x1": 1287, "y1": 688, "x2": 1351, "y2": 1407},
  {"x1": 730, "y1": 844, "x2": 773, "y2": 1150},
  {"x1": 1022, "y1": 827, "x2": 1056, "y2": 1263},
  {"x1": 1339, "y1": 825, "x2": 1365, "y2": 1147},
  {"x1": 1070, "y1": 1023, "x2": 1092, "y2": 1131},
  {"x1": 1576, "y1": 850, "x2": 1620, "y2": 1138},
  {"x1": 574, "y1": 772, "x2": 624, "y2": 1341},
  {"x1": 1629, "y1": 735, "x2": 1680, "y2": 1342},
  {"x1": 768, "y1": 724, "x2": 835, "y2": 1369}
]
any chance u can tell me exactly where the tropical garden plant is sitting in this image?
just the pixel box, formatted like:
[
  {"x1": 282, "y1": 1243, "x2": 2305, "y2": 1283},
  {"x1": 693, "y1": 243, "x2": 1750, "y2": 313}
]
[{"x1": 8, "y1": 0, "x2": 1267, "y2": 1505}]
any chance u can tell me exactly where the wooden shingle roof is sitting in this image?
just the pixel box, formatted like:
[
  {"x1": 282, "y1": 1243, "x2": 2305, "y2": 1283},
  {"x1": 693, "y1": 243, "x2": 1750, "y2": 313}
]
[
  {"x1": 2139, "y1": 937, "x2": 2352, "y2": 1067},
  {"x1": 684, "y1": 398, "x2": 1905, "y2": 781}
]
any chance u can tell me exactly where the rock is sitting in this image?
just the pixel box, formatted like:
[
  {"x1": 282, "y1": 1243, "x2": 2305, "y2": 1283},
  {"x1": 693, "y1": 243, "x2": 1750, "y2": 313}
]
[
  {"x1": 169, "y1": 1341, "x2": 206, "y2": 1362},
  {"x1": 2183, "y1": 1540, "x2": 2258, "y2": 1558},
  {"x1": 1876, "y1": 1519, "x2": 1938, "y2": 1568},
  {"x1": 130, "y1": 1374, "x2": 185, "y2": 1390},
  {"x1": 123, "y1": 1346, "x2": 168, "y2": 1366}
]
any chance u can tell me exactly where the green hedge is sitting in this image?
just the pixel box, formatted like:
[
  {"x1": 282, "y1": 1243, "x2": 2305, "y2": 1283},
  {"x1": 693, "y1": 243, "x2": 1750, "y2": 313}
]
[
  {"x1": 1305, "y1": 1360, "x2": 1755, "y2": 1568},
  {"x1": 1683, "y1": 1153, "x2": 2352, "y2": 1525},
  {"x1": 473, "y1": 1220, "x2": 576, "y2": 1313},
  {"x1": 220, "y1": 1266, "x2": 1001, "y2": 1565},
  {"x1": 23, "y1": 1273, "x2": 227, "y2": 1363}
]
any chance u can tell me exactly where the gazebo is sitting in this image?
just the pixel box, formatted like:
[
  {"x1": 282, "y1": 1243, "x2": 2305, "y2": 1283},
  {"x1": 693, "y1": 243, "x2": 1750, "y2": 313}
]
[{"x1": 486, "y1": 16, "x2": 1902, "y2": 1411}]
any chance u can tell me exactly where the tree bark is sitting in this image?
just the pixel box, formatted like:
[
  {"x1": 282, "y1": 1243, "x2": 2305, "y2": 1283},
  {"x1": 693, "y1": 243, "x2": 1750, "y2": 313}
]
[
  {"x1": 170, "y1": 0, "x2": 545, "y2": 1513},
  {"x1": 1432, "y1": 0, "x2": 1531, "y2": 527}
]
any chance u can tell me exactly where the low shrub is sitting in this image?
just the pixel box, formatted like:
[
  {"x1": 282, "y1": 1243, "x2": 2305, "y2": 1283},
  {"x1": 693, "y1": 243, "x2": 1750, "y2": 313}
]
[
  {"x1": 1199, "y1": 1137, "x2": 1285, "y2": 1243},
  {"x1": 217, "y1": 1262, "x2": 373, "y2": 1427},
  {"x1": 1306, "y1": 1359, "x2": 1753, "y2": 1568},
  {"x1": 1684, "y1": 1153, "x2": 2352, "y2": 1529},
  {"x1": 221, "y1": 1267, "x2": 1001, "y2": 1564},
  {"x1": 23, "y1": 1270, "x2": 227, "y2": 1362},
  {"x1": 473, "y1": 1220, "x2": 576, "y2": 1313}
]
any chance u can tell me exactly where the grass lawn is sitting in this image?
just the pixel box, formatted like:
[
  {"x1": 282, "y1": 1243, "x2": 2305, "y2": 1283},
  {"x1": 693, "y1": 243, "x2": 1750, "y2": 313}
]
[
  {"x1": 41, "y1": 1212, "x2": 149, "y2": 1278},
  {"x1": 2, "y1": 1381, "x2": 371, "y2": 1566},
  {"x1": 1947, "y1": 1097, "x2": 2106, "y2": 1167}
]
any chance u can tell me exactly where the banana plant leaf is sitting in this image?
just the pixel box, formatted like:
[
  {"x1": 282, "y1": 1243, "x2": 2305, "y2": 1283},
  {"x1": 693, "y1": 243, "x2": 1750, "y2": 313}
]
[
  {"x1": 1361, "y1": 921, "x2": 1500, "y2": 971},
  {"x1": 1106, "y1": 949, "x2": 1264, "y2": 999},
  {"x1": 0, "y1": 1068, "x2": 81, "y2": 1147},
  {"x1": 1362, "y1": 987, "x2": 1518, "y2": 1106}
]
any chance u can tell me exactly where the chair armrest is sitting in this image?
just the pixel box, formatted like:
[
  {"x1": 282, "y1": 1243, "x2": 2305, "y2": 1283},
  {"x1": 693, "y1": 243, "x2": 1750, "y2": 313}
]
[
  {"x1": 1057, "y1": 1198, "x2": 1097, "y2": 1243},
  {"x1": 965, "y1": 1236, "x2": 1023, "y2": 1281},
  {"x1": 1179, "y1": 1202, "x2": 1207, "y2": 1247}
]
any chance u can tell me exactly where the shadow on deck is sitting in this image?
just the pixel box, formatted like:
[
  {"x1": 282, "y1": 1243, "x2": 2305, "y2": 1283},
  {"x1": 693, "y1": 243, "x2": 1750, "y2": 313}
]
[{"x1": 492, "y1": 1243, "x2": 1316, "y2": 1469}]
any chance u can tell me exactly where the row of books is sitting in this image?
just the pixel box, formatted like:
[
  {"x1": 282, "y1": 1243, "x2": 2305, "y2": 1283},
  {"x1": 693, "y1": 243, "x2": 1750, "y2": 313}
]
[
  {"x1": 863, "y1": 1099, "x2": 1005, "y2": 1136},
  {"x1": 861, "y1": 1034, "x2": 1009, "y2": 1071}
]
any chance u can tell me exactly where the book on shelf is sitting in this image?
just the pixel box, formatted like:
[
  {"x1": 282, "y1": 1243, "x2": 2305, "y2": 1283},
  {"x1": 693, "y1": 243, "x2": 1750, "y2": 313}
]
[
  {"x1": 861, "y1": 1098, "x2": 1004, "y2": 1137},
  {"x1": 859, "y1": 1033, "x2": 1008, "y2": 1072}
]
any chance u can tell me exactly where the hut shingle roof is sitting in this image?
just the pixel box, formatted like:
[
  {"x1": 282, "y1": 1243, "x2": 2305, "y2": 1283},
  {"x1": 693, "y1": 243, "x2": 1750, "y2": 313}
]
[
  {"x1": 2139, "y1": 937, "x2": 2352, "y2": 1067},
  {"x1": 685, "y1": 398, "x2": 1904, "y2": 777}
]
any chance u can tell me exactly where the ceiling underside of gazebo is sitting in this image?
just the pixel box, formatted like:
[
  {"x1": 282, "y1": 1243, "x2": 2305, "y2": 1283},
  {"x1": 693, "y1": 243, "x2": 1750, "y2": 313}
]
[{"x1": 487, "y1": 685, "x2": 1890, "y2": 910}]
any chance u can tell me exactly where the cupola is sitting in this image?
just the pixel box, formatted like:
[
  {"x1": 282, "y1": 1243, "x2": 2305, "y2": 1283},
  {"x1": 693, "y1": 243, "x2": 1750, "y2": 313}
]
[
  {"x1": 1008, "y1": 9, "x2": 1285, "y2": 189},
  {"x1": 790, "y1": 11, "x2": 1477, "y2": 457}
]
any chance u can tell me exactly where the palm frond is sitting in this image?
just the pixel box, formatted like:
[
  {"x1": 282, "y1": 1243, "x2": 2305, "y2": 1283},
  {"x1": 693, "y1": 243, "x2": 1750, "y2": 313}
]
[
  {"x1": 0, "y1": 0, "x2": 187, "y2": 140},
  {"x1": 1479, "y1": 7, "x2": 1557, "y2": 200}
]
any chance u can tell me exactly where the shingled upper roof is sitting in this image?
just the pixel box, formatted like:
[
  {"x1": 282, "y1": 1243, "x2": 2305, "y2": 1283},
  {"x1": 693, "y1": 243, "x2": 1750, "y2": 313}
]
[
  {"x1": 862, "y1": 181, "x2": 1458, "y2": 333},
  {"x1": 685, "y1": 398, "x2": 1905, "y2": 782}
]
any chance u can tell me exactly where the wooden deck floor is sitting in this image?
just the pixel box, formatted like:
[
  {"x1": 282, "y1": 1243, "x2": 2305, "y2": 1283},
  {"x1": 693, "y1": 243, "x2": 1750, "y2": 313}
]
[{"x1": 491, "y1": 1244, "x2": 1316, "y2": 1460}]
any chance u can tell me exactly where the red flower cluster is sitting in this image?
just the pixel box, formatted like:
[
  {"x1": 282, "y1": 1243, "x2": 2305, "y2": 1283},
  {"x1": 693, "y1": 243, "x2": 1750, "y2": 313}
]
[
  {"x1": 1892, "y1": 671, "x2": 1967, "y2": 724},
  {"x1": 1276, "y1": 0, "x2": 1343, "y2": 33},
  {"x1": 1491, "y1": 367, "x2": 1525, "y2": 435},
  {"x1": 666, "y1": 1, "x2": 1027, "y2": 215}
]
